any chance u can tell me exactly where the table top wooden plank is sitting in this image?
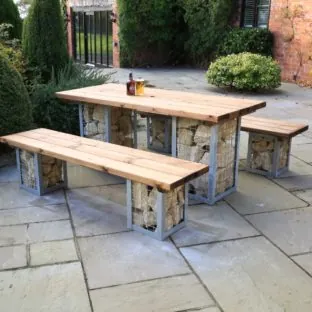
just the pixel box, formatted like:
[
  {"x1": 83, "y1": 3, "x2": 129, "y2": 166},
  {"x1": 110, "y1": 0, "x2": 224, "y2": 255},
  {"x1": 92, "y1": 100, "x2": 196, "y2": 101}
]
[
  {"x1": 241, "y1": 116, "x2": 309, "y2": 137},
  {"x1": 56, "y1": 83, "x2": 266, "y2": 124},
  {"x1": 0, "y1": 129, "x2": 208, "y2": 191}
]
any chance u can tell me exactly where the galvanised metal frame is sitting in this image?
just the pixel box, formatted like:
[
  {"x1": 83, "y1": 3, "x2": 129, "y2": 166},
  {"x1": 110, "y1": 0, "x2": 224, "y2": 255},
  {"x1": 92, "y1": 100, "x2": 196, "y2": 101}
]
[
  {"x1": 172, "y1": 117, "x2": 241, "y2": 205},
  {"x1": 78, "y1": 103, "x2": 111, "y2": 142},
  {"x1": 132, "y1": 111, "x2": 138, "y2": 148},
  {"x1": 146, "y1": 115, "x2": 171, "y2": 154},
  {"x1": 16, "y1": 149, "x2": 68, "y2": 196},
  {"x1": 126, "y1": 180, "x2": 188, "y2": 241},
  {"x1": 246, "y1": 132, "x2": 291, "y2": 178}
]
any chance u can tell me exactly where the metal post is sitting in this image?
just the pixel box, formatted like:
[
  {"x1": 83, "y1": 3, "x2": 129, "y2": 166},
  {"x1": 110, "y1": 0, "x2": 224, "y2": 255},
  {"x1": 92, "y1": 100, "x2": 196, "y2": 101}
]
[
  {"x1": 126, "y1": 180, "x2": 133, "y2": 229},
  {"x1": 233, "y1": 118, "x2": 241, "y2": 188},
  {"x1": 16, "y1": 149, "x2": 22, "y2": 185},
  {"x1": 156, "y1": 191, "x2": 165, "y2": 241},
  {"x1": 272, "y1": 137, "x2": 280, "y2": 177},
  {"x1": 207, "y1": 125, "x2": 219, "y2": 204},
  {"x1": 146, "y1": 116, "x2": 152, "y2": 149},
  {"x1": 104, "y1": 107, "x2": 111, "y2": 142},
  {"x1": 132, "y1": 112, "x2": 138, "y2": 148},
  {"x1": 78, "y1": 104, "x2": 85, "y2": 137},
  {"x1": 35, "y1": 154, "x2": 44, "y2": 196},
  {"x1": 164, "y1": 118, "x2": 171, "y2": 154},
  {"x1": 171, "y1": 117, "x2": 177, "y2": 157}
]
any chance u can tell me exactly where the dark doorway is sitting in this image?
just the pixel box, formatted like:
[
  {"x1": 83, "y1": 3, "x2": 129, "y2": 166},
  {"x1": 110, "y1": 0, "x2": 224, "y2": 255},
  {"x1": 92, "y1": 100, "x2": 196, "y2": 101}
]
[{"x1": 72, "y1": 10, "x2": 113, "y2": 66}]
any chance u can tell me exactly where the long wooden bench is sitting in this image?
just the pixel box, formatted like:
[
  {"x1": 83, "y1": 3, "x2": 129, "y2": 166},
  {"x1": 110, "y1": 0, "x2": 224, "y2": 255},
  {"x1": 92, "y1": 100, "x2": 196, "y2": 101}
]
[
  {"x1": 241, "y1": 116, "x2": 309, "y2": 177},
  {"x1": 0, "y1": 128, "x2": 208, "y2": 240}
]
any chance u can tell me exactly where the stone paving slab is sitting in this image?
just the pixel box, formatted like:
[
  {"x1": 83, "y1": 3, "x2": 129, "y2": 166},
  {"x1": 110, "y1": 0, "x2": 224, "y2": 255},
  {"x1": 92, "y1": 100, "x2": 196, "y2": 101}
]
[
  {"x1": 279, "y1": 156, "x2": 312, "y2": 177},
  {"x1": 27, "y1": 220, "x2": 73, "y2": 243},
  {"x1": 90, "y1": 274, "x2": 214, "y2": 312},
  {"x1": 246, "y1": 207, "x2": 312, "y2": 255},
  {"x1": 30, "y1": 240, "x2": 78, "y2": 266},
  {"x1": 273, "y1": 175, "x2": 312, "y2": 192},
  {"x1": 295, "y1": 189, "x2": 312, "y2": 203},
  {"x1": 292, "y1": 253, "x2": 312, "y2": 275},
  {"x1": 171, "y1": 202, "x2": 259, "y2": 247},
  {"x1": 226, "y1": 172, "x2": 307, "y2": 215},
  {"x1": 291, "y1": 144, "x2": 312, "y2": 163},
  {"x1": 0, "y1": 225, "x2": 27, "y2": 247},
  {"x1": 78, "y1": 232, "x2": 190, "y2": 289},
  {"x1": 292, "y1": 136, "x2": 312, "y2": 145},
  {"x1": 0, "y1": 183, "x2": 65, "y2": 210},
  {"x1": 66, "y1": 187, "x2": 127, "y2": 237},
  {"x1": 0, "y1": 245, "x2": 26, "y2": 270},
  {"x1": 0, "y1": 262, "x2": 91, "y2": 312},
  {"x1": 181, "y1": 237, "x2": 312, "y2": 312},
  {"x1": 0, "y1": 204, "x2": 69, "y2": 226},
  {"x1": 0, "y1": 166, "x2": 18, "y2": 183},
  {"x1": 68, "y1": 165, "x2": 124, "y2": 188},
  {"x1": 200, "y1": 308, "x2": 221, "y2": 312}
]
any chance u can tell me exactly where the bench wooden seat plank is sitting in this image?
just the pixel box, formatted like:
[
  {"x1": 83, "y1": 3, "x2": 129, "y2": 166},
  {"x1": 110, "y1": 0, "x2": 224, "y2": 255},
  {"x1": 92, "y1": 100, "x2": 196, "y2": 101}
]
[
  {"x1": 242, "y1": 116, "x2": 309, "y2": 138},
  {"x1": 241, "y1": 116, "x2": 309, "y2": 177},
  {"x1": 56, "y1": 83, "x2": 266, "y2": 124},
  {"x1": 22, "y1": 128, "x2": 200, "y2": 170},
  {"x1": 0, "y1": 129, "x2": 208, "y2": 191}
]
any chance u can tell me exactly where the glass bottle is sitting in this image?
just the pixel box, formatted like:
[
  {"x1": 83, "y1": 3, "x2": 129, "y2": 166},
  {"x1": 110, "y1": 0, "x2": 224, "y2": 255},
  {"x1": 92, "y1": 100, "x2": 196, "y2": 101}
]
[{"x1": 127, "y1": 73, "x2": 136, "y2": 96}]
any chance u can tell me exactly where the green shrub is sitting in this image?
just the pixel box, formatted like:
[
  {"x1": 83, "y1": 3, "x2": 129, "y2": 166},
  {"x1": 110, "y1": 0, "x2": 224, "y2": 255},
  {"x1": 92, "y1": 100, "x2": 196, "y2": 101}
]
[
  {"x1": 0, "y1": 24, "x2": 25, "y2": 76},
  {"x1": 0, "y1": 0, "x2": 22, "y2": 39},
  {"x1": 218, "y1": 28, "x2": 274, "y2": 57},
  {"x1": 182, "y1": 0, "x2": 233, "y2": 65},
  {"x1": 22, "y1": 0, "x2": 68, "y2": 81},
  {"x1": 117, "y1": 0, "x2": 187, "y2": 67},
  {"x1": 206, "y1": 53, "x2": 281, "y2": 91},
  {"x1": 0, "y1": 54, "x2": 32, "y2": 136},
  {"x1": 31, "y1": 62, "x2": 111, "y2": 134}
]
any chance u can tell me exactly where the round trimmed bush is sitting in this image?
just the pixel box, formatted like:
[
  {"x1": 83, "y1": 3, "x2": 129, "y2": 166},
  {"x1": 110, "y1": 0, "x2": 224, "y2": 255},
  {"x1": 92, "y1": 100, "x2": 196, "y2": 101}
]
[
  {"x1": 0, "y1": 54, "x2": 32, "y2": 136},
  {"x1": 206, "y1": 53, "x2": 281, "y2": 91}
]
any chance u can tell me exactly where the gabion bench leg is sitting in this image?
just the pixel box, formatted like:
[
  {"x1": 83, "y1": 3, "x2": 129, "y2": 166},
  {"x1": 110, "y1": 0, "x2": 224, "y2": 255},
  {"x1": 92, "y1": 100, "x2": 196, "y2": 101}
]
[
  {"x1": 127, "y1": 180, "x2": 188, "y2": 241},
  {"x1": 246, "y1": 132, "x2": 291, "y2": 178},
  {"x1": 16, "y1": 149, "x2": 68, "y2": 196}
]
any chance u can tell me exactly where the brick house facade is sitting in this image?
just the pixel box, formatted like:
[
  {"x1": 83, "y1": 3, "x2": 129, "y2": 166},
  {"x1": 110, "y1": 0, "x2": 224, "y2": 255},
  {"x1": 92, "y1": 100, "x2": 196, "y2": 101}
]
[
  {"x1": 239, "y1": 0, "x2": 312, "y2": 84},
  {"x1": 66, "y1": 0, "x2": 312, "y2": 84}
]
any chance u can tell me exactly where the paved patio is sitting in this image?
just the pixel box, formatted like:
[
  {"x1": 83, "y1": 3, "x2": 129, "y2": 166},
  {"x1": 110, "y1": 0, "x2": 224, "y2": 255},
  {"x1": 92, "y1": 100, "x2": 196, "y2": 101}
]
[{"x1": 1, "y1": 69, "x2": 312, "y2": 311}]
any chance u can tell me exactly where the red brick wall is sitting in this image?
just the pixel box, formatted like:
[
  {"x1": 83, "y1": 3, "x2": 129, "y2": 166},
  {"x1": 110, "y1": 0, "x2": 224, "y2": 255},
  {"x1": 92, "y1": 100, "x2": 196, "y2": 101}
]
[
  {"x1": 269, "y1": 0, "x2": 312, "y2": 84},
  {"x1": 112, "y1": 1, "x2": 120, "y2": 67}
]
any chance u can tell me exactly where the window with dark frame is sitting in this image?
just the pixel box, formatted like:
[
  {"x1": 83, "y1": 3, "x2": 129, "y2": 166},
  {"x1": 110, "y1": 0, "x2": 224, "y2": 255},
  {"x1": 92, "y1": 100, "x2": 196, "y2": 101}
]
[{"x1": 242, "y1": 0, "x2": 270, "y2": 28}]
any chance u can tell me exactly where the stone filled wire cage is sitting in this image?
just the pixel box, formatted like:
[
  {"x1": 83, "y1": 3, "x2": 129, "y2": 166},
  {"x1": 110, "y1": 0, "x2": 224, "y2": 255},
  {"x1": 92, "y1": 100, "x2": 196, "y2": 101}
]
[{"x1": 17, "y1": 150, "x2": 67, "y2": 196}]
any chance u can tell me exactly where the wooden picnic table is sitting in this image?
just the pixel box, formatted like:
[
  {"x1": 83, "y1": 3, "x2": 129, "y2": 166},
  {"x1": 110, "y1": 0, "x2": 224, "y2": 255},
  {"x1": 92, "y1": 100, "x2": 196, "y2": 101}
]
[{"x1": 56, "y1": 83, "x2": 266, "y2": 204}]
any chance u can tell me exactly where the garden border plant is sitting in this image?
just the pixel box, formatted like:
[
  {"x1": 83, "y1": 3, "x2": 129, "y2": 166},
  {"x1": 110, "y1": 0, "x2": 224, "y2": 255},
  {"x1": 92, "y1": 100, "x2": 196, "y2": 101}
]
[{"x1": 206, "y1": 52, "x2": 281, "y2": 91}]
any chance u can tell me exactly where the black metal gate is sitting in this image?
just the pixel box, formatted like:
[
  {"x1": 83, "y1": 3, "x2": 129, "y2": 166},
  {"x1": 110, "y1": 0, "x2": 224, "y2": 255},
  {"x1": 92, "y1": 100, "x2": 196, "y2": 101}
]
[{"x1": 72, "y1": 10, "x2": 113, "y2": 66}]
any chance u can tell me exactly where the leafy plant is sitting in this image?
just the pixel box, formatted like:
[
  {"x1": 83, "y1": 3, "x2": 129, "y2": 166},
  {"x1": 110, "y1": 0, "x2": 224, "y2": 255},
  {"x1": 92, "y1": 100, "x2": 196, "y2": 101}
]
[
  {"x1": 22, "y1": 0, "x2": 68, "y2": 81},
  {"x1": 206, "y1": 53, "x2": 281, "y2": 91},
  {"x1": 182, "y1": 0, "x2": 233, "y2": 66},
  {"x1": 0, "y1": 0, "x2": 22, "y2": 39},
  {"x1": 0, "y1": 24, "x2": 25, "y2": 76},
  {"x1": 117, "y1": 0, "x2": 187, "y2": 67},
  {"x1": 0, "y1": 54, "x2": 32, "y2": 136},
  {"x1": 31, "y1": 62, "x2": 112, "y2": 134},
  {"x1": 218, "y1": 28, "x2": 274, "y2": 57}
]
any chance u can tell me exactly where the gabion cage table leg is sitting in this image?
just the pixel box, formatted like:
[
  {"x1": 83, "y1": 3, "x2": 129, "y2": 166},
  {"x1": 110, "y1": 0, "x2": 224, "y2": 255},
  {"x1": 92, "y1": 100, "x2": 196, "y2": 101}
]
[
  {"x1": 173, "y1": 117, "x2": 241, "y2": 205},
  {"x1": 126, "y1": 180, "x2": 188, "y2": 241},
  {"x1": 146, "y1": 115, "x2": 172, "y2": 154},
  {"x1": 246, "y1": 132, "x2": 291, "y2": 178},
  {"x1": 16, "y1": 149, "x2": 68, "y2": 196},
  {"x1": 78, "y1": 103, "x2": 111, "y2": 142}
]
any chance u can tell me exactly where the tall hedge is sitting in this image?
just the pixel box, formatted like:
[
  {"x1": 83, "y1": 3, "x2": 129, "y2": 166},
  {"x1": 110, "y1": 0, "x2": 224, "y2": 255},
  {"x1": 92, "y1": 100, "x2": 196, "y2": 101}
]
[
  {"x1": 0, "y1": 0, "x2": 22, "y2": 39},
  {"x1": 22, "y1": 0, "x2": 68, "y2": 81},
  {"x1": 117, "y1": 0, "x2": 187, "y2": 67},
  {"x1": 182, "y1": 0, "x2": 233, "y2": 65},
  {"x1": 0, "y1": 54, "x2": 32, "y2": 136}
]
